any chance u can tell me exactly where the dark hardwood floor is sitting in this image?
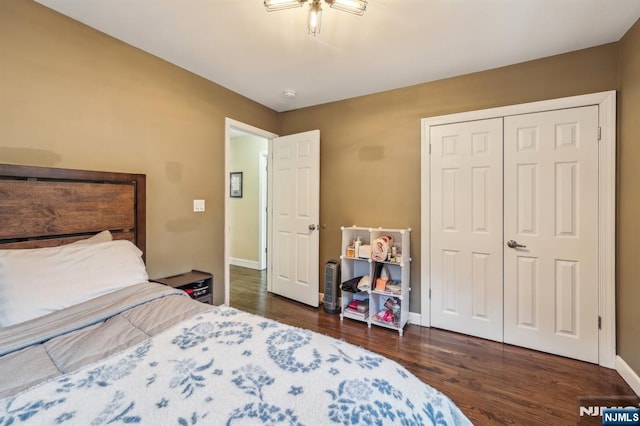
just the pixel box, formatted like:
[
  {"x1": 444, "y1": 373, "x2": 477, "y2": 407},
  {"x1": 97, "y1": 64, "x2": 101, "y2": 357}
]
[{"x1": 229, "y1": 265, "x2": 637, "y2": 425}]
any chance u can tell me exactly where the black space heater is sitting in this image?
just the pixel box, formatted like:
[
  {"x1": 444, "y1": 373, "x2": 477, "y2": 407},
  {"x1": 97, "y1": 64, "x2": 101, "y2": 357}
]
[{"x1": 323, "y1": 260, "x2": 341, "y2": 314}]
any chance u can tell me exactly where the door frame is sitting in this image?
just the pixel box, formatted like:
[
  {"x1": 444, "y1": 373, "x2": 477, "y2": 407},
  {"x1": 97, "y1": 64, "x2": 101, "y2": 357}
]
[
  {"x1": 224, "y1": 118, "x2": 278, "y2": 306},
  {"x1": 258, "y1": 151, "x2": 268, "y2": 270},
  {"x1": 420, "y1": 90, "x2": 616, "y2": 368}
]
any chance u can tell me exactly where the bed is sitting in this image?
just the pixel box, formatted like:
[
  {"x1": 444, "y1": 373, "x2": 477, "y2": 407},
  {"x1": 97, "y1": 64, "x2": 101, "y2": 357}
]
[{"x1": 0, "y1": 164, "x2": 471, "y2": 425}]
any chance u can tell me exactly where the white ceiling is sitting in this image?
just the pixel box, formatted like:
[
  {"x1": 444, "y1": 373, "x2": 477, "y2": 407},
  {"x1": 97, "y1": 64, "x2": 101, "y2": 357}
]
[{"x1": 35, "y1": 0, "x2": 640, "y2": 112}]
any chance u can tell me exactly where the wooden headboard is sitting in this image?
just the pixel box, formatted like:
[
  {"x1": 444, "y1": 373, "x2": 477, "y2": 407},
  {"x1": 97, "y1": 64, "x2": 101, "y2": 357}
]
[{"x1": 0, "y1": 164, "x2": 146, "y2": 256}]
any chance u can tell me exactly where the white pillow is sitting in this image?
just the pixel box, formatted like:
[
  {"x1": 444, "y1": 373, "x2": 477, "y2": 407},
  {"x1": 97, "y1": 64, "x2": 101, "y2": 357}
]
[
  {"x1": 69, "y1": 230, "x2": 113, "y2": 245},
  {"x1": 0, "y1": 240, "x2": 148, "y2": 327}
]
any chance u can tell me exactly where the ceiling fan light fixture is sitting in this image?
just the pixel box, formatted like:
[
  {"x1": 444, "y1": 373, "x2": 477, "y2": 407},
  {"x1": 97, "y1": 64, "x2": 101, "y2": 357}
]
[
  {"x1": 264, "y1": 0, "x2": 366, "y2": 34},
  {"x1": 308, "y1": 1, "x2": 323, "y2": 35},
  {"x1": 326, "y1": 0, "x2": 367, "y2": 15},
  {"x1": 264, "y1": 0, "x2": 305, "y2": 12}
]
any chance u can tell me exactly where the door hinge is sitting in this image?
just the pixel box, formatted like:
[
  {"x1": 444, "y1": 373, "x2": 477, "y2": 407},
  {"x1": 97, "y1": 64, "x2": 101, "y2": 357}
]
[
  {"x1": 597, "y1": 127, "x2": 602, "y2": 141},
  {"x1": 429, "y1": 288, "x2": 431, "y2": 299},
  {"x1": 598, "y1": 316, "x2": 602, "y2": 330}
]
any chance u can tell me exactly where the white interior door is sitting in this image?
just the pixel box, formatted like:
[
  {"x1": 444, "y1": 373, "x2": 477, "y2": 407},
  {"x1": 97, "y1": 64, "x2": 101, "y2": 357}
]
[
  {"x1": 430, "y1": 118, "x2": 504, "y2": 341},
  {"x1": 503, "y1": 106, "x2": 599, "y2": 363},
  {"x1": 270, "y1": 130, "x2": 320, "y2": 307}
]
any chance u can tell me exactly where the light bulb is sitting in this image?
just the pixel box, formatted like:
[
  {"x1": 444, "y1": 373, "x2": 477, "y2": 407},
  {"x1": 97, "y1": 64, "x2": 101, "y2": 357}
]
[{"x1": 307, "y1": 1, "x2": 322, "y2": 35}]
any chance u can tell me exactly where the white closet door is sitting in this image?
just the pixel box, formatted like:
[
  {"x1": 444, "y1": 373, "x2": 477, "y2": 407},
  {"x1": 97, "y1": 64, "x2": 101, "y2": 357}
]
[
  {"x1": 430, "y1": 118, "x2": 504, "y2": 341},
  {"x1": 503, "y1": 106, "x2": 599, "y2": 363}
]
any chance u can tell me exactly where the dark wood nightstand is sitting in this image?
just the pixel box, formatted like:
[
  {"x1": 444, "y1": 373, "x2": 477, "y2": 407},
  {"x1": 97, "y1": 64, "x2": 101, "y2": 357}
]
[{"x1": 152, "y1": 270, "x2": 213, "y2": 305}]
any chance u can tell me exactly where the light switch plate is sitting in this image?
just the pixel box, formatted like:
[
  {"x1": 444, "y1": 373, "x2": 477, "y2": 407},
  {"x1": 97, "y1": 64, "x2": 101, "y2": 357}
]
[{"x1": 193, "y1": 199, "x2": 205, "y2": 212}]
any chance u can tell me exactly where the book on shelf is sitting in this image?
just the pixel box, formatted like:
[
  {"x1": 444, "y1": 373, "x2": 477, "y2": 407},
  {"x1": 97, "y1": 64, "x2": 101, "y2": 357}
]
[{"x1": 344, "y1": 307, "x2": 369, "y2": 319}]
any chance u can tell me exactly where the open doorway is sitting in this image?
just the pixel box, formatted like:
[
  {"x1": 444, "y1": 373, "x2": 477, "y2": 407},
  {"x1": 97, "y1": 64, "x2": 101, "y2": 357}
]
[
  {"x1": 228, "y1": 132, "x2": 267, "y2": 270},
  {"x1": 224, "y1": 119, "x2": 277, "y2": 307},
  {"x1": 225, "y1": 120, "x2": 321, "y2": 310}
]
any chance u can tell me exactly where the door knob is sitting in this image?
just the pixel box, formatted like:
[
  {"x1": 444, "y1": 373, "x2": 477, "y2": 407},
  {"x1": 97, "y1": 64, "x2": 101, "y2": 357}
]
[
  {"x1": 507, "y1": 240, "x2": 526, "y2": 249},
  {"x1": 308, "y1": 224, "x2": 317, "y2": 231}
]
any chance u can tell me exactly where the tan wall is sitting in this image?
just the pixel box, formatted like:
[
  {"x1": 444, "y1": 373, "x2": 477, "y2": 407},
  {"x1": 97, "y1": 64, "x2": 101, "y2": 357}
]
[
  {"x1": 0, "y1": 0, "x2": 280, "y2": 304},
  {"x1": 281, "y1": 43, "x2": 620, "y2": 317},
  {"x1": 230, "y1": 134, "x2": 267, "y2": 264},
  {"x1": 619, "y1": 18, "x2": 640, "y2": 376}
]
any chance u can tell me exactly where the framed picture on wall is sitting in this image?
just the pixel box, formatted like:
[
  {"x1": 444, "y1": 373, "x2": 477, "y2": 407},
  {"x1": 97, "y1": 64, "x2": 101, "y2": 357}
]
[{"x1": 230, "y1": 172, "x2": 243, "y2": 198}]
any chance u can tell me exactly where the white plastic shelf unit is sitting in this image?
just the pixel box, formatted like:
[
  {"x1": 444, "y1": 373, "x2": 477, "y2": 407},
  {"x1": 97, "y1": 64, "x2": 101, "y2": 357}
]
[{"x1": 339, "y1": 226, "x2": 411, "y2": 336}]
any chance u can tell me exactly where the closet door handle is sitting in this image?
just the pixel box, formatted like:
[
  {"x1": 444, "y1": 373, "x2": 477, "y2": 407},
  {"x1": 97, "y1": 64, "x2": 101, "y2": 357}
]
[{"x1": 506, "y1": 240, "x2": 526, "y2": 249}]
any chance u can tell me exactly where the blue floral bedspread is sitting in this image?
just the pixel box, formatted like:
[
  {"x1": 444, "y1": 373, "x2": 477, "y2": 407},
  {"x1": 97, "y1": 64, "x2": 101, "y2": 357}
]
[{"x1": 0, "y1": 306, "x2": 471, "y2": 425}]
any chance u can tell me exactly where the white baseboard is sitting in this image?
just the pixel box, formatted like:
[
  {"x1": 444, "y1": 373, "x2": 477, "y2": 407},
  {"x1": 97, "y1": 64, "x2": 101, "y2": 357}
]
[
  {"x1": 408, "y1": 312, "x2": 421, "y2": 325},
  {"x1": 229, "y1": 257, "x2": 263, "y2": 270},
  {"x1": 616, "y1": 355, "x2": 640, "y2": 397}
]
